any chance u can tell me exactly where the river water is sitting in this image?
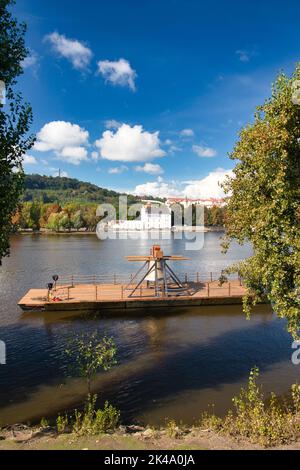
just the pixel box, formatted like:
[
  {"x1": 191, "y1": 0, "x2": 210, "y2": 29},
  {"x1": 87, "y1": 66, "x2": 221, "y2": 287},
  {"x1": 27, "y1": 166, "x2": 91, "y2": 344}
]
[{"x1": 0, "y1": 233, "x2": 298, "y2": 427}]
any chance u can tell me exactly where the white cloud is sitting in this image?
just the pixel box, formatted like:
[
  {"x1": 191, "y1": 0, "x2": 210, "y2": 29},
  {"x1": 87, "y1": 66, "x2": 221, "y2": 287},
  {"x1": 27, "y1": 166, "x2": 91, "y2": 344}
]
[
  {"x1": 183, "y1": 168, "x2": 233, "y2": 199},
  {"x1": 135, "y1": 163, "x2": 164, "y2": 175},
  {"x1": 97, "y1": 58, "x2": 137, "y2": 91},
  {"x1": 23, "y1": 154, "x2": 37, "y2": 165},
  {"x1": 58, "y1": 146, "x2": 88, "y2": 165},
  {"x1": 95, "y1": 124, "x2": 166, "y2": 162},
  {"x1": 180, "y1": 128, "x2": 194, "y2": 137},
  {"x1": 164, "y1": 139, "x2": 173, "y2": 145},
  {"x1": 104, "y1": 119, "x2": 122, "y2": 130},
  {"x1": 169, "y1": 145, "x2": 182, "y2": 153},
  {"x1": 91, "y1": 151, "x2": 99, "y2": 161},
  {"x1": 193, "y1": 144, "x2": 217, "y2": 158},
  {"x1": 44, "y1": 32, "x2": 92, "y2": 70},
  {"x1": 35, "y1": 121, "x2": 89, "y2": 152},
  {"x1": 108, "y1": 165, "x2": 128, "y2": 174},
  {"x1": 34, "y1": 121, "x2": 89, "y2": 165},
  {"x1": 132, "y1": 168, "x2": 232, "y2": 199},
  {"x1": 21, "y1": 51, "x2": 39, "y2": 69},
  {"x1": 134, "y1": 178, "x2": 179, "y2": 198}
]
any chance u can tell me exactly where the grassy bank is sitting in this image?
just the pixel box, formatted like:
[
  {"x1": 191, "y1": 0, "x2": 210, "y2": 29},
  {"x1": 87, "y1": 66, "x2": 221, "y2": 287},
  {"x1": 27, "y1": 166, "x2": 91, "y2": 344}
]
[{"x1": 2, "y1": 425, "x2": 300, "y2": 451}]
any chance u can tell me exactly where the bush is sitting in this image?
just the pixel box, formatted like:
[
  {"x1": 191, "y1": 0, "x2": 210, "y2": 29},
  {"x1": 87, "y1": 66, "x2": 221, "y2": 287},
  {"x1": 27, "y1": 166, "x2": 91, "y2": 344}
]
[
  {"x1": 201, "y1": 367, "x2": 300, "y2": 447},
  {"x1": 40, "y1": 417, "x2": 49, "y2": 429},
  {"x1": 71, "y1": 395, "x2": 120, "y2": 436},
  {"x1": 56, "y1": 413, "x2": 69, "y2": 433}
]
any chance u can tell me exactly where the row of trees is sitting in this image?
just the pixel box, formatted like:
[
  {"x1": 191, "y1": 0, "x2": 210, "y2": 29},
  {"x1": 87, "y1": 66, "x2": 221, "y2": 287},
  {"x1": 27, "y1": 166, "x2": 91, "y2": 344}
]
[
  {"x1": 12, "y1": 201, "x2": 227, "y2": 232},
  {"x1": 13, "y1": 202, "x2": 101, "y2": 232}
]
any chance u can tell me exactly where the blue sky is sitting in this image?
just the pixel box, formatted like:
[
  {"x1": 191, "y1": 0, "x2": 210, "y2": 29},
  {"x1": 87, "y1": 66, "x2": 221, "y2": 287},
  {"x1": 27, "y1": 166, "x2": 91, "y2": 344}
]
[{"x1": 14, "y1": 0, "x2": 300, "y2": 198}]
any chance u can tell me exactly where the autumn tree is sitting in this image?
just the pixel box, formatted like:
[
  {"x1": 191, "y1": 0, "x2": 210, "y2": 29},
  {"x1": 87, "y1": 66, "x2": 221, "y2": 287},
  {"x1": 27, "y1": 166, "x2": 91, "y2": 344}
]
[
  {"x1": 29, "y1": 200, "x2": 41, "y2": 231},
  {"x1": 222, "y1": 65, "x2": 300, "y2": 337},
  {"x1": 0, "y1": 0, "x2": 34, "y2": 262},
  {"x1": 82, "y1": 205, "x2": 99, "y2": 231}
]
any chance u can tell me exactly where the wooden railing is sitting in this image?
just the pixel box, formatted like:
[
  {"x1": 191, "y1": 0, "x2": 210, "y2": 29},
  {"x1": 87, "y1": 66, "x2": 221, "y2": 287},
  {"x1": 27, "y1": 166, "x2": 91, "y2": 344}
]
[
  {"x1": 48, "y1": 272, "x2": 244, "y2": 302},
  {"x1": 54, "y1": 271, "x2": 242, "y2": 288}
]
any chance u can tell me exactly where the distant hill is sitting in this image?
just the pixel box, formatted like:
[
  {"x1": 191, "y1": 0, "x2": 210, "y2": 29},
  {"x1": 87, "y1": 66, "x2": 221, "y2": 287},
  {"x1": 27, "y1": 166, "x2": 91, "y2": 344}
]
[{"x1": 23, "y1": 174, "x2": 141, "y2": 205}]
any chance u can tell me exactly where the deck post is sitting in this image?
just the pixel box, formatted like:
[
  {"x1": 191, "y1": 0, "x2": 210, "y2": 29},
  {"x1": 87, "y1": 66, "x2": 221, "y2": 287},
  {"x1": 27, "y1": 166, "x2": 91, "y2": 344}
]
[
  {"x1": 95, "y1": 285, "x2": 98, "y2": 300},
  {"x1": 207, "y1": 282, "x2": 210, "y2": 297},
  {"x1": 114, "y1": 274, "x2": 117, "y2": 285},
  {"x1": 67, "y1": 287, "x2": 70, "y2": 300},
  {"x1": 196, "y1": 272, "x2": 199, "y2": 283},
  {"x1": 121, "y1": 285, "x2": 124, "y2": 299},
  {"x1": 210, "y1": 272, "x2": 213, "y2": 282},
  {"x1": 71, "y1": 275, "x2": 74, "y2": 288},
  {"x1": 185, "y1": 273, "x2": 188, "y2": 284}
]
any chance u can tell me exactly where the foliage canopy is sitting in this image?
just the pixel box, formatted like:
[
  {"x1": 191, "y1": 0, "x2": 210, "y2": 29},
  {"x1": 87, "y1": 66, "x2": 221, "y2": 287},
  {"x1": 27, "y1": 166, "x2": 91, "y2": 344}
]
[
  {"x1": 223, "y1": 65, "x2": 300, "y2": 337},
  {"x1": 0, "y1": 0, "x2": 34, "y2": 262}
]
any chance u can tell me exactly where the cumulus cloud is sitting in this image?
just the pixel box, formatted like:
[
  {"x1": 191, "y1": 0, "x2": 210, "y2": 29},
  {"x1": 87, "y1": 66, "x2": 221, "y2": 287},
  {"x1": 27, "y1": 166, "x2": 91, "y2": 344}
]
[
  {"x1": 34, "y1": 121, "x2": 89, "y2": 165},
  {"x1": 23, "y1": 154, "x2": 37, "y2": 165},
  {"x1": 44, "y1": 32, "x2": 92, "y2": 70},
  {"x1": 133, "y1": 168, "x2": 232, "y2": 199},
  {"x1": 104, "y1": 119, "x2": 122, "y2": 130},
  {"x1": 135, "y1": 163, "x2": 164, "y2": 175},
  {"x1": 58, "y1": 146, "x2": 88, "y2": 165},
  {"x1": 183, "y1": 168, "x2": 233, "y2": 198},
  {"x1": 180, "y1": 128, "x2": 194, "y2": 137},
  {"x1": 134, "y1": 178, "x2": 179, "y2": 198},
  {"x1": 95, "y1": 124, "x2": 166, "y2": 162},
  {"x1": 108, "y1": 165, "x2": 128, "y2": 174},
  {"x1": 193, "y1": 144, "x2": 217, "y2": 158},
  {"x1": 97, "y1": 58, "x2": 137, "y2": 90}
]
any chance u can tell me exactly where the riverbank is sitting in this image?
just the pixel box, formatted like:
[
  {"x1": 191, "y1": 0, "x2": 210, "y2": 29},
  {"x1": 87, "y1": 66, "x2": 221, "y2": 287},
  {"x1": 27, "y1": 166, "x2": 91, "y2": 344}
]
[
  {"x1": 1, "y1": 368, "x2": 300, "y2": 451},
  {"x1": 0, "y1": 424, "x2": 299, "y2": 451},
  {"x1": 18, "y1": 226, "x2": 225, "y2": 235}
]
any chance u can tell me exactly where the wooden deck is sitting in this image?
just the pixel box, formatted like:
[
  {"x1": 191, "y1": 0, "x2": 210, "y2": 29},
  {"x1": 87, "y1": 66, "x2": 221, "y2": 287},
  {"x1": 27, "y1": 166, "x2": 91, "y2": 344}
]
[{"x1": 18, "y1": 280, "x2": 252, "y2": 312}]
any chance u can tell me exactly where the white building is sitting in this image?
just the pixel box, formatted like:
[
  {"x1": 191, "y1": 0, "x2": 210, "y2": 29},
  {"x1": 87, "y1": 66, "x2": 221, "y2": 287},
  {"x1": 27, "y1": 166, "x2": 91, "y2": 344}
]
[
  {"x1": 166, "y1": 197, "x2": 226, "y2": 209},
  {"x1": 140, "y1": 202, "x2": 171, "y2": 230},
  {"x1": 106, "y1": 201, "x2": 172, "y2": 231}
]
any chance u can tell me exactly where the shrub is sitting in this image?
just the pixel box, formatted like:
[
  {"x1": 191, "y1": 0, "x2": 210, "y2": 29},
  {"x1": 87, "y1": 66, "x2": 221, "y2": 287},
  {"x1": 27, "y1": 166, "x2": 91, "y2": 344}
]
[
  {"x1": 202, "y1": 367, "x2": 300, "y2": 447},
  {"x1": 40, "y1": 417, "x2": 49, "y2": 429},
  {"x1": 56, "y1": 413, "x2": 69, "y2": 433},
  {"x1": 71, "y1": 395, "x2": 120, "y2": 436}
]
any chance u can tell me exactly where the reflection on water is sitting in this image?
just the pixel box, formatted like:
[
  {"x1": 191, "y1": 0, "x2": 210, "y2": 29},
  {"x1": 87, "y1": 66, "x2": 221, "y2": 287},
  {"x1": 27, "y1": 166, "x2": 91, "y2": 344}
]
[{"x1": 0, "y1": 233, "x2": 298, "y2": 426}]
